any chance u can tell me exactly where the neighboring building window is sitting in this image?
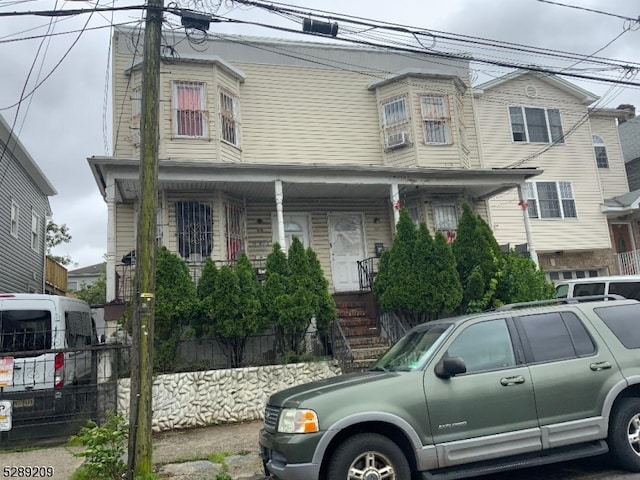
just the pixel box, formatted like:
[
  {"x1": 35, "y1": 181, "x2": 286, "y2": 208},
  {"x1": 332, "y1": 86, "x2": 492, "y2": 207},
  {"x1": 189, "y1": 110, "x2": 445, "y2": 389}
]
[
  {"x1": 522, "y1": 181, "x2": 576, "y2": 219},
  {"x1": 31, "y1": 211, "x2": 40, "y2": 251},
  {"x1": 10, "y1": 200, "x2": 19, "y2": 238},
  {"x1": 220, "y1": 90, "x2": 240, "y2": 147},
  {"x1": 548, "y1": 270, "x2": 600, "y2": 282},
  {"x1": 420, "y1": 95, "x2": 451, "y2": 145},
  {"x1": 382, "y1": 96, "x2": 410, "y2": 149},
  {"x1": 593, "y1": 135, "x2": 609, "y2": 168},
  {"x1": 225, "y1": 202, "x2": 245, "y2": 261},
  {"x1": 175, "y1": 201, "x2": 213, "y2": 260},
  {"x1": 173, "y1": 81, "x2": 206, "y2": 137},
  {"x1": 407, "y1": 203, "x2": 421, "y2": 225},
  {"x1": 509, "y1": 106, "x2": 564, "y2": 143},
  {"x1": 132, "y1": 86, "x2": 142, "y2": 145}
]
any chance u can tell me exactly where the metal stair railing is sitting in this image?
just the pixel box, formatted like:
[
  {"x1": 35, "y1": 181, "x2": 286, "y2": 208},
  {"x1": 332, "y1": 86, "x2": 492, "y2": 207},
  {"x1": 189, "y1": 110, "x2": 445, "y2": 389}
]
[
  {"x1": 356, "y1": 257, "x2": 378, "y2": 291},
  {"x1": 331, "y1": 320, "x2": 354, "y2": 373}
]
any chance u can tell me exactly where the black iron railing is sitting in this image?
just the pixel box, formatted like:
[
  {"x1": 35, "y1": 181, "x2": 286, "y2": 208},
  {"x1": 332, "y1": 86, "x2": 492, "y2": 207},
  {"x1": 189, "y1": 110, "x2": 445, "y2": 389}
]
[
  {"x1": 331, "y1": 320, "x2": 354, "y2": 373},
  {"x1": 356, "y1": 256, "x2": 379, "y2": 292}
]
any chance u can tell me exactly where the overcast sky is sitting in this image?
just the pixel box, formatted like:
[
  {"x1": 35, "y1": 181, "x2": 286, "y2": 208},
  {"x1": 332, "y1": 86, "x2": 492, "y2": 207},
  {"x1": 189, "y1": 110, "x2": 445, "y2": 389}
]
[{"x1": 1, "y1": 0, "x2": 638, "y2": 269}]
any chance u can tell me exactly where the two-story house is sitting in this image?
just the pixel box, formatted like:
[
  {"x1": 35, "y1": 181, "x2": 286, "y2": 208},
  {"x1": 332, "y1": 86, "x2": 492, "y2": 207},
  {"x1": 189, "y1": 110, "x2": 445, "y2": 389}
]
[
  {"x1": 475, "y1": 71, "x2": 631, "y2": 281},
  {"x1": 0, "y1": 113, "x2": 57, "y2": 293},
  {"x1": 89, "y1": 27, "x2": 541, "y2": 304}
]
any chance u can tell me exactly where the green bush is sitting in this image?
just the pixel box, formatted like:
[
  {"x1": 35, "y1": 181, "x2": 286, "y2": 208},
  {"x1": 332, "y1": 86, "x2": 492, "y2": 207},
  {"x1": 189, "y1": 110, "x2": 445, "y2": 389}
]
[{"x1": 68, "y1": 411, "x2": 128, "y2": 480}]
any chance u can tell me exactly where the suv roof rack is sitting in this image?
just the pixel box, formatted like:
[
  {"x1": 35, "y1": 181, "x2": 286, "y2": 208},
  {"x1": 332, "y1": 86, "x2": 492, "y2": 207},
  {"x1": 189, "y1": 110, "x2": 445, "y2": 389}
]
[{"x1": 495, "y1": 294, "x2": 627, "y2": 311}]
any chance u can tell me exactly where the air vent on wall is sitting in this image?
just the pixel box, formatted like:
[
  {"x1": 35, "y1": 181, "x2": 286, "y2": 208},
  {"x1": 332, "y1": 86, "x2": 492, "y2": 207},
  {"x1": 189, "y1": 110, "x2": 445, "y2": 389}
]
[{"x1": 525, "y1": 85, "x2": 538, "y2": 98}]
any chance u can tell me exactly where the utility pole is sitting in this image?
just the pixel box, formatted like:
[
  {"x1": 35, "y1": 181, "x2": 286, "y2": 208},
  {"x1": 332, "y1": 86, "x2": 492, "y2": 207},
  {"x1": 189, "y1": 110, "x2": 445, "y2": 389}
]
[{"x1": 127, "y1": 0, "x2": 162, "y2": 476}]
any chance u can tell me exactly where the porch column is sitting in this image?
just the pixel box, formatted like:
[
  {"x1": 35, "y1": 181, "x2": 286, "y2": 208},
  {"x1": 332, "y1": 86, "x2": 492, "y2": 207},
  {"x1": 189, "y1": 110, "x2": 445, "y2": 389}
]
[
  {"x1": 517, "y1": 184, "x2": 539, "y2": 267},
  {"x1": 275, "y1": 180, "x2": 286, "y2": 250},
  {"x1": 106, "y1": 177, "x2": 117, "y2": 302},
  {"x1": 391, "y1": 183, "x2": 400, "y2": 226}
]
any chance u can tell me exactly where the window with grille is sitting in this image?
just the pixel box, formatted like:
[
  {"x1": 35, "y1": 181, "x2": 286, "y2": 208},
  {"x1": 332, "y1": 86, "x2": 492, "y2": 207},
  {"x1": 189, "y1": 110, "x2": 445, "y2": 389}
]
[
  {"x1": 131, "y1": 86, "x2": 142, "y2": 145},
  {"x1": 220, "y1": 90, "x2": 240, "y2": 147},
  {"x1": 175, "y1": 201, "x2": 213, "y2": 260},
  {"x1": 433, "y1": 205, "x2": 458, "y2": 242},
  {"x1": 523, "y1": 181, "x2": 577, "y2": 219},
  {"x1": 509, "y1": 106, "x2": 564, "y2": 144},
  {"x1": 173, "y1": 81, "x2": 206, "y2": 137},
  {"x1": 10, "y1": 200, "x2": 19, "y2": 238},
  {"x1": 31, "y1": 211, "x2": 40, "y2": 252},
  {"x1": 382, "y1": 96, "x2": 410, "y2": 149},
  {"x1": 593, "y1": 135, "x2": 609, "y2": 168},
  {"x1": 225, "y1": 202, "x2": 245, "y2": 261},
  {"x1": 421, "y1": 95, "x2": 451, "y2": 144}
]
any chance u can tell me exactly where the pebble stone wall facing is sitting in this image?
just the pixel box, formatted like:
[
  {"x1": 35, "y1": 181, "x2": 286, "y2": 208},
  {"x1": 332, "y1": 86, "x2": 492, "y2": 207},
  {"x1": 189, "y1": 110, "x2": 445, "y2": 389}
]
[{"x1": 117, "y1": 361, "x2": 342, "y2": 432}]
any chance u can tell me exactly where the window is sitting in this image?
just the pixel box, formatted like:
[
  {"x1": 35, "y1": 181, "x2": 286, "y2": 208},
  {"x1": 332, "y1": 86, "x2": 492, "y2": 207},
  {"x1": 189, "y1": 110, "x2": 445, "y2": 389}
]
[
  {"x1": 273, "y1": 214, "x2": 311, "y2": 249},
  {"x1": 0, "y1": 310, "x2": 52, "y2": 353},
  {"x1": 509, "y1": 106, "x2": 564, "y2": 144},
  {"x1": 609, "y1": 282, "x2": 640, "y2": 301},
  {"x1": 593, "y1": 135, "x2": 609, "y2": 168},
  {"x1": 420, "y1": 95, "x2": 451, "y2": 144},
  {"x1": 175, "y1": 201, "x2": 213, "y2": 260},
  {"x1": 225, "y1": 202, "x2": 245, "y2": 261},
  {"x1": 446, "y1": 319, "x2": 516, "y2": 373},
  {"x1": 10, "y1": 200, "x2": 19, "y2": 238},
  {"x1": 173, "y1": 81, "x2": 206, "y2": 137},
  {"x1": 220, "y1": 90, "x2": 240, "y2": 147},
  {"x1": 31, "y1": 211, "x2": 40, "y2": 252},
  {"x1": 382, "y1": 96, "x2": 410, "y2": 149},
  {"x1": 65, "y1": 311, "x2": 93, "y2": 348},
  {"x1": 517, "y1": 312, "x2": 595, "y2": 363},
  {"x1": 574, "y1": 282, "x2": 605, "y2": 297},
  {"x1": 132, "y1": 86, "x2": 142, "y2": 144},
  {"x1": 595, "y1": 303, "x2": 640, "y2": 349},
  {"x1": 433, "y1": 205, "x2": 458, "y2": 231},
  {"x1": 522, "y1": 181, "x2": 577, "y2": 219}
]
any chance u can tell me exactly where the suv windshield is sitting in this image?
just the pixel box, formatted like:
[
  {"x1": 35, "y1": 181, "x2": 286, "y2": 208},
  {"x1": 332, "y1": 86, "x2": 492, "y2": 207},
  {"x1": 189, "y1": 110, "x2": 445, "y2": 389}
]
[{"x1": 372, "y1": 323, "x2": 453, "y2": 371}]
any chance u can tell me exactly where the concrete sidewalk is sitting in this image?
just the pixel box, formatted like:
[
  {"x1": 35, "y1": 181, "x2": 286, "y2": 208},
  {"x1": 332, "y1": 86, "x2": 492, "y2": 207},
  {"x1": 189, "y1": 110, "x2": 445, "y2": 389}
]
[{"x1": 0, "y1": 421, "x2": 265, "y2": 480}]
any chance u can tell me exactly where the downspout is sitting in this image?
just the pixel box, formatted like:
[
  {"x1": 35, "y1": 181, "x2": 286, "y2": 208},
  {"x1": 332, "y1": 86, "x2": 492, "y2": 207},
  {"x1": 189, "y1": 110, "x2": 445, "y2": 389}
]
[
  {"x1": 517, "y1": 184, "x2": 539, "y2": 267},
  {"x1": 275, "y1": 180, "x2": 286, "y2": 250}
]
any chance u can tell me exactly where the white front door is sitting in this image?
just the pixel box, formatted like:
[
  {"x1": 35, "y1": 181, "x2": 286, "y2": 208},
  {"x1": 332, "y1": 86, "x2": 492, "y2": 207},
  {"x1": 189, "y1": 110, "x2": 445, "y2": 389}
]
[{"x1": 329, "y1": 213, "x2": 365, "y2": 292}]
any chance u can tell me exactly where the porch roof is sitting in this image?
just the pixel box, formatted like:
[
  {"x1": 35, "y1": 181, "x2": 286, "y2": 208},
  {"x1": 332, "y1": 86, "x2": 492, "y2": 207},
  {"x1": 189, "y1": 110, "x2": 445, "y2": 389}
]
[
  {"x1": 602, "y1": 189, "x2": 640, "y2": 216},
  {"x1": 88, "y1": 156, "x2": 542, "y2": 203}
]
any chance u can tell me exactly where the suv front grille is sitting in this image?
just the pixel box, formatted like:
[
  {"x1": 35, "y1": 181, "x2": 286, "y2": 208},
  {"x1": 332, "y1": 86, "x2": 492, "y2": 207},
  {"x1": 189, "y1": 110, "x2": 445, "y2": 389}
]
[{"x1": 264, "y1": 405, "x2": 280, "y2": 431}]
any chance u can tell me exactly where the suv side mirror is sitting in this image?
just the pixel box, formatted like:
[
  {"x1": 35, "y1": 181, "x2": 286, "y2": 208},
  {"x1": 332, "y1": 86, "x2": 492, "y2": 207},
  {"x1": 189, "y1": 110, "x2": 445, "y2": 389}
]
[{"x1": 435, "y1": 356, "x2": 467, "y2": 379}]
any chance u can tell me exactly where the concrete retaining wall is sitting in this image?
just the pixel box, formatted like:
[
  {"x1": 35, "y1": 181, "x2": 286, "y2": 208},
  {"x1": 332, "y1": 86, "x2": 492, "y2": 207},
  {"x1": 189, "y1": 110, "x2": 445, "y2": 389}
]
[{"x1": 117, "y1": 361, "x2": 342, "y2": 432}]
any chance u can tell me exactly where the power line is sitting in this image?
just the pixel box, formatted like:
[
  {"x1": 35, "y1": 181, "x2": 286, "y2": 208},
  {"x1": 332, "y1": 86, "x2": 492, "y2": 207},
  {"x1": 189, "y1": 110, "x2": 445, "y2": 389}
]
[{"x1": 537, "y1": 0, "x2": 638, "y2": 22}]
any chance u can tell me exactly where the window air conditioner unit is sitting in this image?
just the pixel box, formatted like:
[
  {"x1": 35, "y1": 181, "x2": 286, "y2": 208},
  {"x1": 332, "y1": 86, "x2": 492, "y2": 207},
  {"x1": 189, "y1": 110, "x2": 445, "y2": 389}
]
[{"x1": 386, "y1": 131, "x2": 409, "y2": 149}]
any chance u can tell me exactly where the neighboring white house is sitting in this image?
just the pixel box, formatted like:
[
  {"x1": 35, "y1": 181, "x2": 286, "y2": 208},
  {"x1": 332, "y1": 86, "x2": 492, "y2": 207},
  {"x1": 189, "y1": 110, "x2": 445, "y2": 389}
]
[
  {"x1": 89, "y1": 27, "x2": 541, "y2": 304},
  {"x1": 0, "y1": 113, "x2": 57, "y2": 293},
  {"x1": 68, "y1": 262, "x2": 106, "y2": 292},
  {"x1": 475, "y1": 71, "x2": 632, "y2": 281}
]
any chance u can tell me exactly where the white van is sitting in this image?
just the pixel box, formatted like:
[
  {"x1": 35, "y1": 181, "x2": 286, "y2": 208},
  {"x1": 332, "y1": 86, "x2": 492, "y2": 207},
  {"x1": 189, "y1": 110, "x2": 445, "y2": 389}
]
[
  {"x1": 555, "y1": 275, "x2": 640, "y2": 301},
  {"x1": 0, "y1": 294, "x2": 96, "y2": 434}
]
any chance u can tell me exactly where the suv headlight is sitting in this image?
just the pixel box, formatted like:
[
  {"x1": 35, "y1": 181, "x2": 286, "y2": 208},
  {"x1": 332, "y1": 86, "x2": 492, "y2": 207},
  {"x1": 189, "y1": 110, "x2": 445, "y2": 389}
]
[{"x1": 277, "y1": 408, "x2": 319, "y2": 433}]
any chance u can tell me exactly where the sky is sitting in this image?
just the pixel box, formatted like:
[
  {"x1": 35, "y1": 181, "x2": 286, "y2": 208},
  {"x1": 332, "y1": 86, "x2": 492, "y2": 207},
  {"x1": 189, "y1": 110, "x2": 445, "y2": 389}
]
[{"x1": 0, "y1": 0, "x2": 639, "y2": 269}]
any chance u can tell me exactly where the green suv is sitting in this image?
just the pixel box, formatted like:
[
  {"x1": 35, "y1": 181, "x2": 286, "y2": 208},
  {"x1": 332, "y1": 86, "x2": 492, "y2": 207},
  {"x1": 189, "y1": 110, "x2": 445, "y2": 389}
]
[{"x1": 259, "y1": 297, "x2": 640, "y2": 479}]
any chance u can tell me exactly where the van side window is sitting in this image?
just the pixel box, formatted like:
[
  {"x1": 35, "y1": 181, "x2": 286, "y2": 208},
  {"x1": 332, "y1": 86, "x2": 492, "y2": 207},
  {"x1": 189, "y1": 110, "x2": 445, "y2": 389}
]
[
  {"x1": 609, "y1": 282, "x2": 640, "y2": 301},
  {"x1": 574, "y1": 283, "x2": 605, "y2": 297},
  {"x1": 65, "y1": 311, "x2": 93, "y2": 348},
  {"x1": 0, "y1": 310, "x2": 51, "y2": 353}
]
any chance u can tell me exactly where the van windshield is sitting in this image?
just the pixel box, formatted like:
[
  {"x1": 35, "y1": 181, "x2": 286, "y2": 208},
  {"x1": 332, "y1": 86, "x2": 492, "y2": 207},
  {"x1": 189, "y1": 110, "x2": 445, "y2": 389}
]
[{"x1": 0, "y1": 310, "x2": 52, "y2": 353}]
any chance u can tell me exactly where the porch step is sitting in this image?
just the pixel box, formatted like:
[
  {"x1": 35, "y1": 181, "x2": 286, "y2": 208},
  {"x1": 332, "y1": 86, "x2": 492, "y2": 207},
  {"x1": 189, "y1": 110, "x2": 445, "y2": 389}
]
[{"x1": 351, "y1": 345, "x2": 389, "y2": 361}]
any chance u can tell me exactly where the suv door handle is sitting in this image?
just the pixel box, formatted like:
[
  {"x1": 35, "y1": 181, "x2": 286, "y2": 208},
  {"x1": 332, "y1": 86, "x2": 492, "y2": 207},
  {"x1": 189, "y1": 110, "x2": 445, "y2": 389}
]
[
  {"x1": 590, "y1": 361, "x2": 612, "y2": 371},
  {"x1": 500, "y1": 376, "x2": 525, "y2": 386}
]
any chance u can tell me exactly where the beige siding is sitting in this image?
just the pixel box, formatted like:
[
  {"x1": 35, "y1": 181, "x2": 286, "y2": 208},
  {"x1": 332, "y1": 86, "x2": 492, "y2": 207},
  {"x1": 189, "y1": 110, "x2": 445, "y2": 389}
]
[
  {"x1": 590, "y1": 115, "x2": 629, "y2": 198},
  {"x1": 478, "y1": 74, "x2": 611, "y2": 251},
  {"x1": 115, "y1": 203, "x2": 135, "y2": 261}
]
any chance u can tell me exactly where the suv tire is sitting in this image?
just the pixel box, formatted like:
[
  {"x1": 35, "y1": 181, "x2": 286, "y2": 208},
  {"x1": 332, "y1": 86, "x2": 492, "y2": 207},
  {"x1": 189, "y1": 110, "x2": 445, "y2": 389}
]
[
  {"x1": 609, "y1": 398, "x2": 640, "y2": 472},
  {"x1": 327, "y1": 433, "x2": 410, "y2": 480}
]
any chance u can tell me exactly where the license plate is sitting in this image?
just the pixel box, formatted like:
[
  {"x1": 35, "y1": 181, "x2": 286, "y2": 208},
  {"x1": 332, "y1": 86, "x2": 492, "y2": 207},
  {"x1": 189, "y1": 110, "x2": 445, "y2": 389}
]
[{"x1": 12, "y1": 398, "x2": 34, "y2": 408}]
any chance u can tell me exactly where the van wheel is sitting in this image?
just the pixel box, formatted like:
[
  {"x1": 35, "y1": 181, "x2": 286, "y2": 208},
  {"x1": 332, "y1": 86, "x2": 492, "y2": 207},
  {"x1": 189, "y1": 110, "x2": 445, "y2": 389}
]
[
  {"x1": 327, "y1": 433, "x2": 410, "y2": 480},
  {"x1": 609, "y1": 398, "x2": 640, "y2": 472}
]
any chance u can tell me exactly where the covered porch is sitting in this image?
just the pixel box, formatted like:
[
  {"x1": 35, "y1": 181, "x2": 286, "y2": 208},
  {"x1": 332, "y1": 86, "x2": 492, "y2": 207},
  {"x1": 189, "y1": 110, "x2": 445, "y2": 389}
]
[
  {"x1": 88, "y1": 157, "x2": 541, "y2": 303},
  {"x1": 602, "y1": 189, "x2": 640, "y2": 275}
]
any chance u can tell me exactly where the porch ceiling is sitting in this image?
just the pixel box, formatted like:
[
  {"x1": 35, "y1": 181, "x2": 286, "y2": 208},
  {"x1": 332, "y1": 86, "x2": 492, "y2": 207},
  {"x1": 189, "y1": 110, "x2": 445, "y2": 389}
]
[{"x1": 88, "y1": 157, "x2": 542, "y2": 203}]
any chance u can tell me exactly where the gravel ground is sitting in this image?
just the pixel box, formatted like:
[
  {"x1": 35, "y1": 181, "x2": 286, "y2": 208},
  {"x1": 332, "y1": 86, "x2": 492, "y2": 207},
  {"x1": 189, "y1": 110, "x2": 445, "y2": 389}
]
[{"x1": 0, "y1": 420, "x2": 265, "y2": 480}]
